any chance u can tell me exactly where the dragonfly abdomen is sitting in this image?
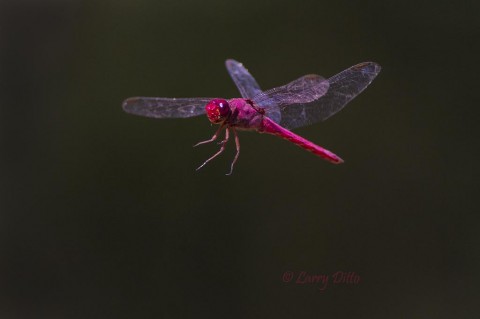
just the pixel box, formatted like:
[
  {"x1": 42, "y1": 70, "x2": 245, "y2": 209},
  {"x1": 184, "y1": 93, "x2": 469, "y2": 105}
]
[{"x1": 260, "y1": 118, "x2": 344, "y2": 164}]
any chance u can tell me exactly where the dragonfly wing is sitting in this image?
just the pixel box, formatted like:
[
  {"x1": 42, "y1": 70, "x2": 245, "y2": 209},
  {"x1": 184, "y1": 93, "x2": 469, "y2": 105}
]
[
  {"x1": 225, "y1": 59, "x2": 282, "y2": 122},
  {"x1": 253, "y1": 74, "x2": 329, "y2": 124},
  {"x1": 254, "y1": 74, "x2": 329, "y2": 107},
  {"x1": 277, "y1": 62, "x2": 381, "y2": 129},
  {"x1": 122, "y1": 97, "x2": 212, "y2": 119},
  {"x1": 225, "y1": 59, "x2": 263, "y2": 99}
]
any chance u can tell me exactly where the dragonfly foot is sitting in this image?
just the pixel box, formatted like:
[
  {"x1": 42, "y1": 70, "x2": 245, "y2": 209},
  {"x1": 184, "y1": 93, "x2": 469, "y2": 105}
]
[
  {"x1": 195, "y1": 128, "x2": 230, "y2": 171},
  {"x1": 225, "y1": 128, "x2": 240, "y2": 176}
]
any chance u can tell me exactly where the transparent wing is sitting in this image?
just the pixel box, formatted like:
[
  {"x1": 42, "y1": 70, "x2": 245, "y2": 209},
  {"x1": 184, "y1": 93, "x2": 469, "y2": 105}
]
[
  {"x1": 225, "y1": 59, "x2": 263, "y2": 99},
  {"x1": 251, "y1": 74, "x2": 329, "y2": 124},
  {"x1": 122, "y1": 97, "x2": 212, "y2": 119},
  {"x1": 271, "y1": 62, "x2": 381, "y2": 129},
  {"x1": 253, "y1": 74, "x2": 329, "y2": 108}
]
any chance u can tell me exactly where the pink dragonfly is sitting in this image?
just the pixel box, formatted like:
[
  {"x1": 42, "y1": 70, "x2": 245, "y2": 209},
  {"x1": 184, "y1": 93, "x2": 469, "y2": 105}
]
[{"x1": 123, "y1": 59, "x2": 381, "y2": 174}]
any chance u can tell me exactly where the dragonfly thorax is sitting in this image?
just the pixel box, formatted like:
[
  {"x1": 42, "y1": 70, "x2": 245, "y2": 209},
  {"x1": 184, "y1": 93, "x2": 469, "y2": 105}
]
[{"x1": 206, "y1": 99, "x2": 231, "y2": 124}]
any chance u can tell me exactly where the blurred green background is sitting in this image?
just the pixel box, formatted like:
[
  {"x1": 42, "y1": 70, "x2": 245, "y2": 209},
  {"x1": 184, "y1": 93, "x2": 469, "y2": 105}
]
[{"x1": 1, "y1": 0, "x2": 478, "y2": 318}]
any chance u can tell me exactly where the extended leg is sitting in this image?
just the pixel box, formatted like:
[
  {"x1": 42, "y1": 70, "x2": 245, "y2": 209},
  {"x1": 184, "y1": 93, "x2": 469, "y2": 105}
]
[
  {"x1": 193, "y1": 123, "x2": 225, "y2": 147},
  {"x1": 226, "y1": 128, "x2": 240, "y2": 176},
  {"x1": 196, "y1": 128, "x2": 230, "y2": 171}
]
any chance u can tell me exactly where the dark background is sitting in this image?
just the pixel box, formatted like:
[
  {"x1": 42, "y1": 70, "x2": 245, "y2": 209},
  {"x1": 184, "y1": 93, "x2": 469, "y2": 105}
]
[{"x1": 1, "y1": 0, "x2": 478, "y2": 318}]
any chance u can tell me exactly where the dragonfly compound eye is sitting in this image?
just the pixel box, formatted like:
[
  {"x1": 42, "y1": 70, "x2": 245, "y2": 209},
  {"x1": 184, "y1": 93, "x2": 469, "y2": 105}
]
[{"x1": 206, "y1": 99, "x2": 231, "y2": 123}]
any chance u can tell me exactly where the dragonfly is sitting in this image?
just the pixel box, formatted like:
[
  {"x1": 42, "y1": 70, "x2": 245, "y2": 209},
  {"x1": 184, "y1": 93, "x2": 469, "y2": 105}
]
[{"x1": 122, "y1": 59, "x2": 381, "y2": 174}]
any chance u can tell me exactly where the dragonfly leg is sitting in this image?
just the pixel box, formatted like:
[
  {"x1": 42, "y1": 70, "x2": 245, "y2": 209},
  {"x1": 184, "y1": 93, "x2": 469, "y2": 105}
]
[
  {"x1": 196, "y1": 128, "x2": 230, "y2": 171},
  {"x1": 226, "y1": 128, "x2": 240, "y2": 176},
  {"x1": 193, "y1": 123, "x2": 225, "y2": 147}
]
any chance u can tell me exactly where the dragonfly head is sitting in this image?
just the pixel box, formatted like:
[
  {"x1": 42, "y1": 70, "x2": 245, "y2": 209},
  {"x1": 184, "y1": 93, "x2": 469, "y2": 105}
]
[{"x1": 206, "y1": 99, "x2": 231, "y2": 124}]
